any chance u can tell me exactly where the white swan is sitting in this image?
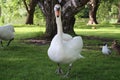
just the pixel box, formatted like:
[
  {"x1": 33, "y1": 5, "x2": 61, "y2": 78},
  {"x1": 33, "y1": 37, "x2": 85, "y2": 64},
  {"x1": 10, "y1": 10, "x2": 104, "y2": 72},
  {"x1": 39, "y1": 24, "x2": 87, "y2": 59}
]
[
  {"x1": 0, "y1": 25, "x2": 15, "y2": 47},
  {"x1": 102, "y1": 43, "x2": 111, "y2": 55},
  {"x1": 48, "y1": 4, "x2": 84, "y2": 77}
]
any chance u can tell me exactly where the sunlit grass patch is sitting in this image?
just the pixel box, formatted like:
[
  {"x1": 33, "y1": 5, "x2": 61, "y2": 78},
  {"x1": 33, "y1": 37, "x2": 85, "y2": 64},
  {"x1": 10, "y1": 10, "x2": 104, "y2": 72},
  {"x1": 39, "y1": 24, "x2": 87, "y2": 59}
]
[
  {"x1": 75, "y1": 24, "x2": 120, "y2": 40},
  {"x1": 14, "y1": 25, "x2": 45, "y2": 39}
]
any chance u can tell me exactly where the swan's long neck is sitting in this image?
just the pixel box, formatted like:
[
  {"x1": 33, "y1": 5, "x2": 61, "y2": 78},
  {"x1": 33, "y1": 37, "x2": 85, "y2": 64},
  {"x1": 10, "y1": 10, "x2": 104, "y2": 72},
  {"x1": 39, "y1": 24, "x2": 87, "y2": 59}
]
[{"x1": 56, "y1": 17, "x2": 63, "y2": 36}]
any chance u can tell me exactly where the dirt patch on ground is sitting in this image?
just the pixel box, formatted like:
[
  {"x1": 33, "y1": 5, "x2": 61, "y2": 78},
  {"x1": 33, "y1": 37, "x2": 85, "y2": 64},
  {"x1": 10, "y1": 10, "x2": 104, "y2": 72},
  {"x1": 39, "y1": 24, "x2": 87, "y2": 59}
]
[
  {"x1": 23, "y1": 37, "x2": 51, "y2": 46},
  {"x1": 24, "y1": 39, "x2": 50, "y2": 45},
  {"x1": 23, "y1": 35, "x2": 114, "y2": 46},
  {"x1": 82, "y1": 35, "x2": 113, "y2": 42}
]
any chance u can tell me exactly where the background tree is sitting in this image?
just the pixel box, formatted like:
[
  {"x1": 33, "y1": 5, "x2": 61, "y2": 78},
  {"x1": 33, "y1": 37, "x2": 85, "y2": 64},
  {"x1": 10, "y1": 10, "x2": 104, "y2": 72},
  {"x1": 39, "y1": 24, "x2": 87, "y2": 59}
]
[
  {"x1": 22, "y1": 0, "x2": 38, "y2": 24},
  {"x1": 38, "y1": 0, "x2": 90, "y2": 39},
  {"x1": 87, "y1": 0, "x2": 100, "y2": 25},
  {"x1": 117, "y1": 2, "x2": 120, "y2": 23},
  {"x1": 96, "y1": 0, "x2": 119, "y2": 23},
  {"x1": 0, "y1": 5, "x2": 1, "y2": 17},
  {"x1": 114, "y1": 0, "x2": 120, "y2": 23},
  {"x1": 0, "y1": 0, "x2": 22, "y2": 24}
]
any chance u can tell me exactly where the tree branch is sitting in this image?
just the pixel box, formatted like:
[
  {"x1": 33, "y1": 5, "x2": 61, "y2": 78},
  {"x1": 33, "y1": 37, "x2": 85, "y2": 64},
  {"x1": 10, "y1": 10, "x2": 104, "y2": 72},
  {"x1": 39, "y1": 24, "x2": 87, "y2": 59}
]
[
  {"x1": 22, "y1": 0, "x2": 30, "y2": 13},
  {"x1": 38, "y1": 1, "x2": 47, "y2": 16},
  {"x1": 37, "y1": 0, "x2": 52, "y2": 16},
  {"x1": 62, "y1": 0, "x2": 90, "y2": 17}
]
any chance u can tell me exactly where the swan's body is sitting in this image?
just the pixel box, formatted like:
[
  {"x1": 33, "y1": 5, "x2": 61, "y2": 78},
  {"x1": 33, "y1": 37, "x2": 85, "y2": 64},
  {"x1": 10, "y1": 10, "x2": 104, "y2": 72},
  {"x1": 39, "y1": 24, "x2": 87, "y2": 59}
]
[
  {"x1": 48, "y1": 4, "x2": 83, "y2": 77},
  {"x1": 102, "y1": 43, "x2": 111, "y2": 55},
  {"x1": 48, "y1": 34, "x2": 83, "y2": 64},
  {"x1": 0, "y1": 25, "x2": 15, "y2": 47}
]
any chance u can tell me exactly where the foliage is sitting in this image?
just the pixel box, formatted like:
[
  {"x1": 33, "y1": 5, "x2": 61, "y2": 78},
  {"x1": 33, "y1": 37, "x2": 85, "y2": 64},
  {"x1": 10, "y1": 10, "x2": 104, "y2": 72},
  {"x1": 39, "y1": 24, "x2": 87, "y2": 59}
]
[
  {"x1": 97, "y1": 1, "x2": 110, "y2": 23},
  {"x1": 34, "y1": 5, "x2": 45, "y2": 25},
  {"x1": 0, "y1": 0, "x2": 44, "y2": 25},
  {"x1": 0, "y1": 0, "x2": 119, "y2": 25},
  {"x1": 97, "y1": 1, "x2": 118, "y2": 23},
  {"x1": 76, "y1": 6, "x2": 89, "y2": 18},
  {"x1": 0, "y1": 0, "x2": 24, "y2": 24}
]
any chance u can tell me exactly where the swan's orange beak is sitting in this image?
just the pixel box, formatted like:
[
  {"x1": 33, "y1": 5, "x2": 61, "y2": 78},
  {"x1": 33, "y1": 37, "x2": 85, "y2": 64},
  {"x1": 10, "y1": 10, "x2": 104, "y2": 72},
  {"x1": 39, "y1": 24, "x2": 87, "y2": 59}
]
[{"x1": 55, "y1": 11, "x2": 60, "y2": 17}]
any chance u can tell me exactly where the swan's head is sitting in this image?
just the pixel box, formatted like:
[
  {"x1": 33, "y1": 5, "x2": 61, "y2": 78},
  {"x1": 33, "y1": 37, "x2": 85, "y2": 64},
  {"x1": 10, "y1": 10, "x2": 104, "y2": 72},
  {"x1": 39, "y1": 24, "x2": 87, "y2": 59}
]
[
  {"x1": 54, "y1": 4, "x2": 61, "y2": 18},
  {"x1": 103, "y1": 43, "x2": 107, "y2": 46}
]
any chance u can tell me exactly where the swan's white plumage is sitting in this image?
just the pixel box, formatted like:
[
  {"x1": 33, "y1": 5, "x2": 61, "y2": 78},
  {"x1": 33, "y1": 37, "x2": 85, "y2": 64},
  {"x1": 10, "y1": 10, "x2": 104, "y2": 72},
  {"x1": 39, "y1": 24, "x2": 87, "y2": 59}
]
[
  {"x1": 48, "y1": 34, "x2": 83, "y2": 64},
  {"x1": 48, "y1": 4, "x2": 83, "y2": 64},
  {"x1": 0, "y1": 25, "x2": 15, "y2": 47},
  {"x1": 62, "y1": 33, "x2": 72, "y2": 41},
  {"x1": 0, "y1": 25, "x2": 14, "y2": 40},
  {"x1": 102, "y1": 43, "x2": 111, "y2": 55}
]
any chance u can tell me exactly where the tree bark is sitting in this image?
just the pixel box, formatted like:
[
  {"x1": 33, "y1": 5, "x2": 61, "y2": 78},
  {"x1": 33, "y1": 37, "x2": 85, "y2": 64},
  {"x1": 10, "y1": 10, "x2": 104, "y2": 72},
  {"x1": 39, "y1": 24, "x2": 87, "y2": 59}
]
[
  {"x1": 62, "y1": 16, "x2": 75, "y2": 34},
  {"x1": 0, "y1": 6, "x2": 1, "y2": 17},
  {"x1": 38, "y1": 0, "x2": 58, "y2": 39},
  {"x1": 87, "y1": 0, "x2": 100, "y2": 25},
  {"x1": 23, "y1": 0, "x2": 38, "y2": 24},
  {"x1": 62, "y1": 0, "x2": 89, "y2": 35}
]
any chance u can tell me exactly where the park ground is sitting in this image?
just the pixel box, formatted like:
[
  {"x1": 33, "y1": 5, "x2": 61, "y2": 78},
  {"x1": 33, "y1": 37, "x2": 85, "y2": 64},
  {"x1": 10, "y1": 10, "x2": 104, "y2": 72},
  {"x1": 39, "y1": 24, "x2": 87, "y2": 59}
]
[{"x1": 0, "y1": 21, "x2": 120, "y2": 80}]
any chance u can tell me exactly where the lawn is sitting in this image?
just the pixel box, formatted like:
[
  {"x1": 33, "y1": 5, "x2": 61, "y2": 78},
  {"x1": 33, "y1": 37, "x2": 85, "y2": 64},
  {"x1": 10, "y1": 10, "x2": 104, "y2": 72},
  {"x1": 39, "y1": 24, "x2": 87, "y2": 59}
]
[{"x1": 0, "y1": 23, "x2": 120, "y2": 80}]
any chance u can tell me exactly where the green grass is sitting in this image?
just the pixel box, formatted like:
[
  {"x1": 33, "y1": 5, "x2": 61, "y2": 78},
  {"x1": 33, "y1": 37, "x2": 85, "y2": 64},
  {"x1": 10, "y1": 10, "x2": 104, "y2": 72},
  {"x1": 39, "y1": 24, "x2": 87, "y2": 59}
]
[
  {"x1": 0, "y1": 23, "x2": 120, "y2": 80},
  {"x1": 75, "y1": 23, "x2": 120, "y2": 40}
]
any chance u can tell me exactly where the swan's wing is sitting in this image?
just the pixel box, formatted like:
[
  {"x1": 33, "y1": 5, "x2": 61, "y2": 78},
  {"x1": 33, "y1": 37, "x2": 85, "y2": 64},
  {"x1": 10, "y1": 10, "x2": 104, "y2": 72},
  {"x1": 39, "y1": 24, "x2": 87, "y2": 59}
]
[
  {"x1": 64, "y1": 36, "x2": 84, "y2": 59},
  {"x1": 64, "y1": 36, "x2": 83, "y2": 50},
  {"x1": 71, "y1": 36, "x2": 83, "y2": 50},
  {"x1": 62, "y1": 33, "x2": 72, "y2": 41}
]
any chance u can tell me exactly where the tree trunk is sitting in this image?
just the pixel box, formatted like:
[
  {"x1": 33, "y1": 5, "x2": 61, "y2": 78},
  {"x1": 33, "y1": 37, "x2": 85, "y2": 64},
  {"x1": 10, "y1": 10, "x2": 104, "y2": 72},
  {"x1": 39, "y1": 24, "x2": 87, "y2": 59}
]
[
  {"x1": 62, "y1": 16, "x2": 75, "y2": 34},
  {"x1": 23, "y1": 0, "x2": 38, "y2": 24},
  {"x1": 38, "y1": 0, "x2": 58, "y2": 39},
  {"x1": 117, "y1": 2, "x2": 120, "y2": 23},
  {"x1": 87, "y1": 0, "x2": 100, "y2": 25},
  {"x1": 0, "y1": 6, "x2": 1, "y2": 17},
  {"x1": 45, "y1": 16, "x2": 57, "y2": 40},
  {"x1": 38, "y1": 0, "x2": 90, "y2": 39},
  {"x1": 26, "y1": 11, "x2": 34, "y2": 24}
]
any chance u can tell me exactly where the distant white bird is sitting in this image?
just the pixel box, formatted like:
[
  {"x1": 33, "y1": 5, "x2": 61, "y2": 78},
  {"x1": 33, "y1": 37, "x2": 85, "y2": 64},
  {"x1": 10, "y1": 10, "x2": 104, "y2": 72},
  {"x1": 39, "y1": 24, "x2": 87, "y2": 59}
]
[
  {"x1": 102, "y1": 43, "x2": 111, "y2": 55},
  {"x1": 0, "y1": 25, "x2": 15, "y2": 47},
  {"x1": 48, "y1": 4, "x2": 84, "y2": 77}
]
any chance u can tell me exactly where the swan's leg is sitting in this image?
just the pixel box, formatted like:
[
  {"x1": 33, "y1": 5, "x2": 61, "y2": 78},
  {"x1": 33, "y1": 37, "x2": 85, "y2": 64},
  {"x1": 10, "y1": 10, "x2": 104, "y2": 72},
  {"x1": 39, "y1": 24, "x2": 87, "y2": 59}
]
[
  {"x1": 7, "y1": 38, "x2": 14, "y2": 46},
  {"x1": 55, "y1": 63, "x2": 63, "y2": 74},
  {"x1": 64, "y1": 63, "x2": 72, "y2": 78}
]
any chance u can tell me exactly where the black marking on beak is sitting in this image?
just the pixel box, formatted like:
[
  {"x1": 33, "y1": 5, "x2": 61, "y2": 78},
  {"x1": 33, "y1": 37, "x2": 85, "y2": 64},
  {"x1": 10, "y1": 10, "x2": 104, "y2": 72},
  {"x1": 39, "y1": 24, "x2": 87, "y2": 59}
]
[{"x1": 56, "y1": 7, "x2": 60, "y2": 11}]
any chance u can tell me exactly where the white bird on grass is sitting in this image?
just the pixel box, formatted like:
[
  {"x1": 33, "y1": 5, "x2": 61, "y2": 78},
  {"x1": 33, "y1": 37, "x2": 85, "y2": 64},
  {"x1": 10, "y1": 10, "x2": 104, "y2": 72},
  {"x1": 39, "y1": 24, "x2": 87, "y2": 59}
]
[
  {"x1": 102, "y1": 43, "x2": 111, "y2": 55},
  {"x1": 0, "y1": 25, "x2": 15, "y2": 47},
  {"x1": 48, "y1": 4, "x2": 84, "y2": 77}
]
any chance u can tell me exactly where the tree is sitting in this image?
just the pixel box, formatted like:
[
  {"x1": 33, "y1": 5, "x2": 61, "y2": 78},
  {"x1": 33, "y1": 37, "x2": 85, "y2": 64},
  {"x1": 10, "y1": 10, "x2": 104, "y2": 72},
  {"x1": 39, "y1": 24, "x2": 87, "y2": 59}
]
[
  {"x1": 87, "y1": 0, "x2": 100, "y2": 25},
  {"x1": 0, "y1": 0, "x2": 21, "y2": 24},
  {"x1": 22, "y1": 0, "x2": 38, "y2": 24},
  {"x1": 103, "y1": 0, "x2": 120, "y2": 23},
  {"x1": 117, "y1": 2, "x2": 120, "y2": 23},
  {"x1": 0, "y1": 6, "x2": 1, "y2": 17},
  {"x1": 38, "y1": 0, "x2": 90, "y2": 39}
]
